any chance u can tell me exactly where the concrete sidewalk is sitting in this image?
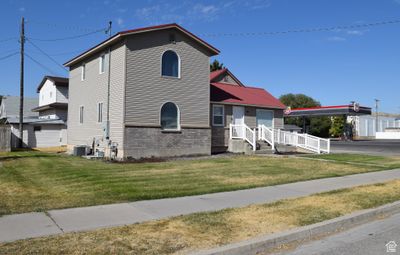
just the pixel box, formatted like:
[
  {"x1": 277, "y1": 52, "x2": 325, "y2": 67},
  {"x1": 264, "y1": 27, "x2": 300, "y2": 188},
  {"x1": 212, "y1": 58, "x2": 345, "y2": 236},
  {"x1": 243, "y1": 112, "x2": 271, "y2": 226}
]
[{"x1": 1, "y1": 169, "x2": 400, "y2": 243}]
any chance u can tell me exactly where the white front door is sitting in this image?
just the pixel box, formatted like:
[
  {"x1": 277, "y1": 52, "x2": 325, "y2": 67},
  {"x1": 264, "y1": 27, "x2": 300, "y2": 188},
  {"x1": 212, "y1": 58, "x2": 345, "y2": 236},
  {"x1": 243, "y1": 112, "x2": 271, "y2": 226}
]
[
  {"x1": 232, "y1": 106, "x2": 245, "y2": 137},
  {"x1": 232, "y1": 106, "x2": 245, "y2": 125}
]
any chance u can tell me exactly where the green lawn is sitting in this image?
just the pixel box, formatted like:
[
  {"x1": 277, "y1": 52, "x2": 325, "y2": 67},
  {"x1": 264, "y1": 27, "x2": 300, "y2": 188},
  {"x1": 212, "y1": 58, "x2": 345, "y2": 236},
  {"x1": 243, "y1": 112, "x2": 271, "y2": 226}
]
[
  {"x1": 302, "y1": 153, "x2": 400, "y2": 167},
  {"x1": 2, "y1": 179, "x2": 400, "y2": 254},
  {"x1": 0, "y1": 151, "x2": 399, "y2": 216}
]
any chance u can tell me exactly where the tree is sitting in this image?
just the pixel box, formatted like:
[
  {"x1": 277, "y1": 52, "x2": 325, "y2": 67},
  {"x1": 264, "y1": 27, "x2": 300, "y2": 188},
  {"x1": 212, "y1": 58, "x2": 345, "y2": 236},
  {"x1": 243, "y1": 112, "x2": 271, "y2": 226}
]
[
  {"x1": 210, "y1": 59, "x2": 224, "y2": 71},
  {"x1": 329, "y1": 116, "x2": 344, "y2": 137},
  {"x1": 279, "y1": 93, "x2": 331, "y2": 137}
]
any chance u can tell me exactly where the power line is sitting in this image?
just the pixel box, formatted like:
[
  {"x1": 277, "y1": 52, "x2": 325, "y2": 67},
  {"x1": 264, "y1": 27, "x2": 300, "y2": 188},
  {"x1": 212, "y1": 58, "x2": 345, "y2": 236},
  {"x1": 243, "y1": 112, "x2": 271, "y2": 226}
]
[
  {"x1": 24, "y1": 52, "x2": 59, "y2": 76},
  {"x1": 0, "y1": 51, "x2": 19, "y2": 61},
  {"x1": 27, "y1": 49, "x2": 86, "y2": 57},
  {"x1": 27, "y1": 19, "x2": 105, "y2": 32},
  {"x1": 26, "y1": 39, "x2": 67, "y2": 72},
  {"x1": 27, "y1": 28, "x2": 107, "y2": 42},
  {"x1": 201, "y1": 18, "x2": 400, "y2": 37}
]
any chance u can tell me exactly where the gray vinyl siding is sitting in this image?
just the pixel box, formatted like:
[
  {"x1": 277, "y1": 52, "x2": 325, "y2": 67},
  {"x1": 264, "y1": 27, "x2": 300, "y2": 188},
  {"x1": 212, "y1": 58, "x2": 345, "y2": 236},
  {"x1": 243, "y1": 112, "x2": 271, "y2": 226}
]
[
  {"x1": 274, "y1": 110, "x2": 284, "y2": 129},
  {"x1": 125, "y1": 29, "x2": 211, "y2": 127},
  {"x1": 56, "y1": 86, "x2": 68, "y2": 103},
  {"x1": 67, "y1": 42, "x2": 125, "y2": 150},
  {"x1": 210, "y1": 103, "x2": 284, "y2": 148},
  {"x1": 108, "y1": 42, "x2": 126, "y2": 155},
  {"x1": 213, "y1": 73, "x2": 239, "y2": 85}
]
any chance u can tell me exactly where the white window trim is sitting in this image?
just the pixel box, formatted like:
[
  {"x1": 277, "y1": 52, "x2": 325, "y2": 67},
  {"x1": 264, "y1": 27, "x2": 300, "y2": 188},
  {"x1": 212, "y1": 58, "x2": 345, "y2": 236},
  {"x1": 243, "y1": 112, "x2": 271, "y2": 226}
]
[
  {"x1": 97, "y1": 102, "x2": 103, "y2": 124},
  {"x1": 99, "y1": 54, "x2": 106, "y2": 74},
  {"x1": 212, "y1": 104, "x2": 225, "y2": 127},
  {"x1": 160, "y1": 49, "x2": 181, "y2": 79},
  {"x1": 81, "y1": 63, "x2": 86, "y2": 81},
  {"x1": 159, "y1": 102, "x2": 181, "y2": 131},
  {"x1": 256, "y1": 109, "x2": 274, "y2": 128},
  {"x1": 79, "y1": 105, "x2": 84, "y2": 125}
]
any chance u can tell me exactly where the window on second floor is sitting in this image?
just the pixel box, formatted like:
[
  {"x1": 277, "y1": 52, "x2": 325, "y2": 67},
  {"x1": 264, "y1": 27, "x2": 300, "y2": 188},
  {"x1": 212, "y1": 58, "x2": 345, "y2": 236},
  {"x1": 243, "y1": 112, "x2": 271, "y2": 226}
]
[
  {"x1": 81, "y1": 63, "x2": 86, "y2": 81},
  {"x1": 97, "y1": 102, "x2": 103, "y2": 123},
  {"x1": 161, "y1": 50, "x2": 179, "y2": 78},
  {"x1": 99, "y1": 54, "x2": 106, "y2": 74},
  {"x1": 79, "y1": 106, "x2": 84, "y2": 124},
  {"x1": 49, "y1": 91, "x2": 53, "y2": 98}
]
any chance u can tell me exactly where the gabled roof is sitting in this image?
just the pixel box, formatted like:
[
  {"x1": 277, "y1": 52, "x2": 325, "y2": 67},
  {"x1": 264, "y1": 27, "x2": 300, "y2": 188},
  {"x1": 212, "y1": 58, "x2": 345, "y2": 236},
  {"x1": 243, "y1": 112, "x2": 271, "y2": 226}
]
[
  {"x1": 210, "y1": 82, "x2": 286, "y2": 109},
  {"x1": 210, "y1": 68, "x2": 244, "y2": 86},
  {"x1": 32, "y1": 102, "x2": 68, "y2": 112},
  {"x1": 37, "y1": 76, "x2": 68, "y2": 93},
  {"x1": 64, "y1": 23, "x2": 220, "y2": 67}
]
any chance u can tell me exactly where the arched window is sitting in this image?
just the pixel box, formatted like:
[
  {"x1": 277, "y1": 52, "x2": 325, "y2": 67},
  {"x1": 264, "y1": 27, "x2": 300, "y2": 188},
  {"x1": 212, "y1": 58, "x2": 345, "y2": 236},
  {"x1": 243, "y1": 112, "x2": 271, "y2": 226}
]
[
  {"x1": 160, "y1": 102, "x2": 180, "y2": 130},
  {"x1": 161, "y1": 50, "x2": 179, "y2": 77}
]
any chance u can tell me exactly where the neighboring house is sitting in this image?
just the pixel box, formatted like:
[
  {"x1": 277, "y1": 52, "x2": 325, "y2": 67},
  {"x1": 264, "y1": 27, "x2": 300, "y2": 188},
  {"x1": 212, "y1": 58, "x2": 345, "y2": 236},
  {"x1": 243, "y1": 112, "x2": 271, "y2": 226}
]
[
  {"x1": 209, "y1": 68, "x2": 285, "y2": 153},
  {"x1": 64, "y1": 23, "x2": 285, "y2": 159},
  {"x1": 0, "y1": 76, "x2": 69, "y2": 148},
  {"x1": 0, "y1": 96, "x2": 39, "y2": 148}
]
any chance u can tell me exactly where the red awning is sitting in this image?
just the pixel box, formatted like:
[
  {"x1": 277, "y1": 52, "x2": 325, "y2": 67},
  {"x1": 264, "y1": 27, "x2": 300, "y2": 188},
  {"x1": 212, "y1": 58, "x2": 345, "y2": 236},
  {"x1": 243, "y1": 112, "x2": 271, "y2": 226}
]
[{"x1": 211, "y1": 82, "x2": 286, "y2": 109}]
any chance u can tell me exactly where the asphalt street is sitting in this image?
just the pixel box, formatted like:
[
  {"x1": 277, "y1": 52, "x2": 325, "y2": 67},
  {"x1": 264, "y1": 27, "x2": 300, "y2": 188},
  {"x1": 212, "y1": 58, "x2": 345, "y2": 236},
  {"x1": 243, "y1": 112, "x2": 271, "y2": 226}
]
[
  {"x1": 274, "y1": 212, "x2": 400, "y2": 255},
  {"x1": 331, "y1": 139, "x2": 400, "y2": 156}
]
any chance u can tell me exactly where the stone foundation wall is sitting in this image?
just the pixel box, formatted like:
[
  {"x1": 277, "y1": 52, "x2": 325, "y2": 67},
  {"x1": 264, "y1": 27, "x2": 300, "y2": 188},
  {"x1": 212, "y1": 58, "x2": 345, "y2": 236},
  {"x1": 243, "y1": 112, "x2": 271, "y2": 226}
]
[{"x1": 124, "y1": 127, "x2": 211, "y2": 159}]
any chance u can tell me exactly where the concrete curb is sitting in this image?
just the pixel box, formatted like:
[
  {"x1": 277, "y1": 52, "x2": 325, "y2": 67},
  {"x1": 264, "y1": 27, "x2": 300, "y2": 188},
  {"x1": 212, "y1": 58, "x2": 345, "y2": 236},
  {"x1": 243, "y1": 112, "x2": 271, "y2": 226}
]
[{"x1": 192, "y1": 200, "x2": 400, "y2": 255}]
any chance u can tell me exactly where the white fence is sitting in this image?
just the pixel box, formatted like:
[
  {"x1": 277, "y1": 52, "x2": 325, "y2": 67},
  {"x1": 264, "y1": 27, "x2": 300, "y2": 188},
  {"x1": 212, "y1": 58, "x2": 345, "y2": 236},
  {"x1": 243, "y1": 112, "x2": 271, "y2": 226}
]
[
  {"x1": 259, "y1": 125, "x2": 330, "y2": 154},
  {"x1": 230, "y1": 124, "x2": 330, "y2": 154}
]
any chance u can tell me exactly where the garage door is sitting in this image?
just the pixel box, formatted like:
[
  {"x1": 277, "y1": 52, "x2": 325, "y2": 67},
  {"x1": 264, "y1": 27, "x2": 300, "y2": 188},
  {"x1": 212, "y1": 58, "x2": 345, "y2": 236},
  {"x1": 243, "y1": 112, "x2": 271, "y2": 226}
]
[{"x1": 33, "y1": 125, "x2": 62, "y2": 148}]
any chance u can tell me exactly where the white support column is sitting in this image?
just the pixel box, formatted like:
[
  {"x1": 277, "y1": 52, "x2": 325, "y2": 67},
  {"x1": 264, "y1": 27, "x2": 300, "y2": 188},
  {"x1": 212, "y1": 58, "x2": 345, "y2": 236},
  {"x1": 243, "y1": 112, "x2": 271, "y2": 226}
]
[{"x1": 229, "y1": 124, "x2": 232, "y2": 139}]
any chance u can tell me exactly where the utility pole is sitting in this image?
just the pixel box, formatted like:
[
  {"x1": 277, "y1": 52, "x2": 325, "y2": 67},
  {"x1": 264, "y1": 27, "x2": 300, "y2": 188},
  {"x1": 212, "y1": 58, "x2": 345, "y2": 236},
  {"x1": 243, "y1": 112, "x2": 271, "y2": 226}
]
[
  {"x1": 375, "y1": 99, "x2": 380, "y2": 133},
  {"x1": 18, "y1": 17, "x2": 25, "y2": 148}
]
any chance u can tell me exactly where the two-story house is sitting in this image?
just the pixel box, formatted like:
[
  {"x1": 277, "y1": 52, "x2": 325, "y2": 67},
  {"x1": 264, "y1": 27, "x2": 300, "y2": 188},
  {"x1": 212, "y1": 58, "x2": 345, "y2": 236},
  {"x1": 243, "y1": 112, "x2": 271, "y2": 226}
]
[
  {"x1": 64, "y1": 23, "x2": 285, "y2": 159},
  {"x1": 0, "y1": 76, "x2": 68, "y2": 148}
]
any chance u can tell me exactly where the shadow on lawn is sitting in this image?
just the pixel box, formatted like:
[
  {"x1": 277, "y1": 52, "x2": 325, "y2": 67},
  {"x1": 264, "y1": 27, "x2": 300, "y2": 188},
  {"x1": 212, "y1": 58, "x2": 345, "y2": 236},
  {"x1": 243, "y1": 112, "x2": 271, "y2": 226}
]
[{"x1": 0, "y1": 153, "x2": 60, "y2": 161}]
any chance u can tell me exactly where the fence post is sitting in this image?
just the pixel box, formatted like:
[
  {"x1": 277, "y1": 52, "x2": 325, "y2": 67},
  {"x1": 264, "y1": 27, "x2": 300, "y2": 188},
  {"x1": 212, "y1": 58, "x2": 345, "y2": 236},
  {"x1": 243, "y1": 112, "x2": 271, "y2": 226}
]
[
  {"x1": 271, "y1": 128, "x2": 275, "y2": 150},
  {"x1": 229, "y1": 124, "x2": 232, "y2": 139},
  {"x1": 253, "y1": 128, "x2": 256, "y2": 151},
  {"x1": 317, "y1": 138, "x2": 321, "y2": 154},
  {"x1": 327, "y1": 139, "x2": 331, "y2": 154}
]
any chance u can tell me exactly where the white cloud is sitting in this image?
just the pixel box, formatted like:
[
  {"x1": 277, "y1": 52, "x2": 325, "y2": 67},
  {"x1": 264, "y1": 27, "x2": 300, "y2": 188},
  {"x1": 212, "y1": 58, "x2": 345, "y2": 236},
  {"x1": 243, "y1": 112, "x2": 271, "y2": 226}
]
[
  {"x1": 117, "y1": 17, "x2": 124, "y2": 27},
  {"x1": 346, "y1": 30, "x2": 364, "y2": 35},
  {"x1": 327, "y1": 36, "x2": 346, "y2": 42}
]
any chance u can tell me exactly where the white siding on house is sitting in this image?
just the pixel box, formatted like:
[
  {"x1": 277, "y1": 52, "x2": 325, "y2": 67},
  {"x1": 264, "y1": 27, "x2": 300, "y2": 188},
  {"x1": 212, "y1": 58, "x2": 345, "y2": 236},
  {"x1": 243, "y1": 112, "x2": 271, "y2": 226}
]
[
  {"x1": 39, "y1": 80, "x2": 57, "y2": 107},
  {"x1": 67, "y1": 42, "x2": 126, "y2": 153}
]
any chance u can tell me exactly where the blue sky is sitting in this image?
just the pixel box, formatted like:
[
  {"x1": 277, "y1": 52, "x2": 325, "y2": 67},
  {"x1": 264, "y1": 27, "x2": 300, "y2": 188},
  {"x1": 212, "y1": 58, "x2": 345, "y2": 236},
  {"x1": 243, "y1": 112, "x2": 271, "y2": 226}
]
[{"x1": 1, "y1": 0, "x2": 400, "y2": 113}]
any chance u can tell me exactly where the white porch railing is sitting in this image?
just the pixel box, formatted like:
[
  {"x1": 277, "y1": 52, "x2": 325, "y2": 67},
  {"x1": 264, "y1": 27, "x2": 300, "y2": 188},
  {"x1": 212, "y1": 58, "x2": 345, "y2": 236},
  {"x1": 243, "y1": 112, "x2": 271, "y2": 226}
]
[
  {"x1": 258, "y1": 124, "x2": 330, "y2": 154},
  {"x1": 259, "y1": 124, "x2": 275, "y2": 150},
  {"x1": 229, "y1": 124, "x2": 256, "y2": 151}
]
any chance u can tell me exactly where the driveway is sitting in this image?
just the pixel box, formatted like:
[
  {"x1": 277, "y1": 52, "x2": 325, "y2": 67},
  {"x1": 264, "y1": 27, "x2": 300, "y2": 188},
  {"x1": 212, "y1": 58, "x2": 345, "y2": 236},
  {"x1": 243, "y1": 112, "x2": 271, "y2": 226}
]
[{"x1": 331, "y1": 139, "x2": 400, "y2": 156}]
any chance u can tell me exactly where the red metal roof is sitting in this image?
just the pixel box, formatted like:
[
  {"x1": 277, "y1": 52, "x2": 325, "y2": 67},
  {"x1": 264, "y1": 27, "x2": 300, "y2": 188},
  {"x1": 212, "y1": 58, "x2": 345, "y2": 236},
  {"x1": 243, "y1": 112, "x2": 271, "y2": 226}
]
[
  {"x1": 210, "y1": 68, "x2": 244, "y2": 86},
  {"x1": 210, "y1": 82, "x2": 286, "y2": 109},
  {"x1": 65, "y1": 23, "x2": 219, "y2": 66}
]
